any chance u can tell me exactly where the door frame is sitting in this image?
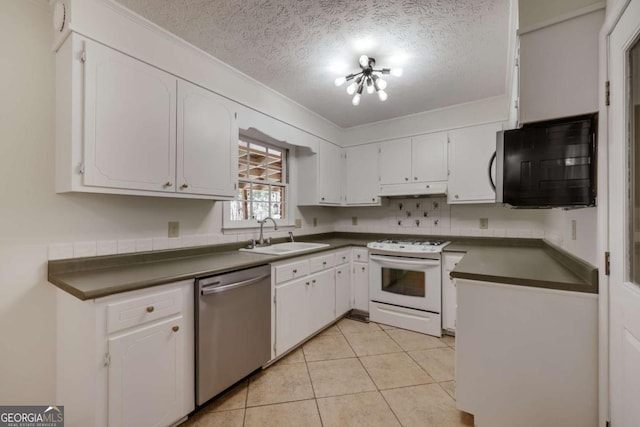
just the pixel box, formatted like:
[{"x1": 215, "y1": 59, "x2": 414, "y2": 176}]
[{"x1": 601, "y1": 1, "x2": 637, "y2": 425}]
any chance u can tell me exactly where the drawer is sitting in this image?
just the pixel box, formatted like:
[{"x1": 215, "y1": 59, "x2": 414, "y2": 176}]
[
  {"x1": 443, "y1": 254, "x2": 464, "y2": 271},
  {"x1": 352, "y1": 248, "x2": 369, "y2": 262},
  {"x1": 275, "y1": 259, "x2": 310, "y2": 284},
  {"x1": 106, "y1": 288, "x2": 182, "y2": 334},
  {"x1": 334, "y1": 249, "x2": 351, "y2": 265},
  {"x1": 309, "y1": 253, "x2": 335, "y2": 273}
]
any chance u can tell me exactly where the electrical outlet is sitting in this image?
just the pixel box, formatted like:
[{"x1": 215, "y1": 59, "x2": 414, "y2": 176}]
[
  {"x1": 571, "y1": 220, "x2": 577, "y2": 240},
  {"x1": 168, "y1": 221, "x2": 179, "y2": 238},
  {"x1": 352, "y1": 216, "x2": 358, "y2": 226},
  {"x1": 295, "y1": 218, "x2": 302, "y2": 229},
  {"x1": 479, "y1": 218, "x2": 489, "y2": 229},
  {"x1": 312, "y1": 217, "x2": 318, "y2": 227}
]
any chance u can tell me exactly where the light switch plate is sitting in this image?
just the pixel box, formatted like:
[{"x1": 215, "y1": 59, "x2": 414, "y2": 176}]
[
  {"x1": 479, "y1": 218, "x2": 489, "y2": 229},
  {"x1": 352, "y1": 216, "x2": 358, "y2": 226},
  {"x1": 295, "y1": 218, "x2": 302, "y2": 229},
  {"x1": 312, "y1": 217, "x2": 318, "y2": 227},
  {"x1": 168, "y1": 221, "x2": 180, "y2": 238}
]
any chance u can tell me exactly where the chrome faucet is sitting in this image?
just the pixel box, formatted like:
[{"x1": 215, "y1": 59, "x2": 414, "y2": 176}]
[{"x1": 257, "y1": 217, "x2": 278, "y2": 246}]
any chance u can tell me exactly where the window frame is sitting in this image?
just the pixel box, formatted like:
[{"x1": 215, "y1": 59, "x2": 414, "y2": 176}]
[{"x1": 223, "y1": 135, "x2": 294, "y2": 230}]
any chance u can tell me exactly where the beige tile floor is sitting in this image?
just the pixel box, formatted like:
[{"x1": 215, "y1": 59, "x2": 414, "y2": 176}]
[{"x1": 183, "y1": 318, "x2": 473, "y2": 427}]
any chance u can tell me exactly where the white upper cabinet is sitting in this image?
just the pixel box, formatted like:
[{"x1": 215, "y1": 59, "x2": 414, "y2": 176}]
[
  {"x1": 379, "y1": 138, "x2": 412, "y2": 184},
  {"x1": 448, "y1": 122, "x2": 503, "y2": 204},
  {"x1": 83, "y1": 39, "x2": 177, "y2": 193},
  {"x1": 56, "y1": 34, "x2": 237, "y2": 200},
  {"x1": 344, "y1": 144, "x2": 381, "y2": 205},
  {"x1": 411, "y1": 133, "x2": 448, "y2": 182},
  {"x1": 297, "y1": 139, "x2": 344, "y2": 206},
  {"x1": 379, "y1": 132, "x2": 448, "y2": 197},
  {"x1": 176, "y1": 80, "x2": 237, "y2": 198},
  {"x1": 518, "y1": 8, "x2": 604, "y2": 123}
]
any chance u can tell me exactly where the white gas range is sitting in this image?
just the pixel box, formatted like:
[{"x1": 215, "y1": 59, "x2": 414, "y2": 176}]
[{"x1": 366, "y1": 238, "x2": 450, "y2": 337}]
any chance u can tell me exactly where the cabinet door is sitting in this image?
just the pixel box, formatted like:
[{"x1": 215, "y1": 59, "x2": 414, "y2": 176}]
[
  {"x1": 335, "y1": 265, "x2": 352, "y2": 318},
  {"x1": 83, "y1": 40, "x2": 177, "y2": 192},
  {"x1": 442, "y1": 254, "x2": 464, "y2": 332},
  {"x1": 275, "y1": 278, "x2": 309, "y2": 356},
  {"x1": 318, "y1": 141, "x2": 343, "y2": 204},
  {"x1": 448, "y1": 123, "x2": 502, "y2": 203},
  {"x1": 176, "y1": 80, "x2": 237, "y2": 198},
  {"x1": 352, "y1": 262, "x2": 369, "y2": 312},
  {"x1": 345, "y1": 144, "x2": 381, "y2": 205},
  {"x1": 379, "y1": 138, "x2": 412, "y2": 184},
  {"x1": 108, "y1": 316, "x2": 183, "y2": 427},
  {"x1": 309, "y1": 269, "x2": 336, "y2": 333},
  {"x1": 411, "y1": 132, "x2": 448, "y2": 182}
]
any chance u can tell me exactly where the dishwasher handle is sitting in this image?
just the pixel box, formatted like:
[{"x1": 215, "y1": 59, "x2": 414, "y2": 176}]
[{"x1": 200, "y1": 274, "x2": 270, "y2": 296}]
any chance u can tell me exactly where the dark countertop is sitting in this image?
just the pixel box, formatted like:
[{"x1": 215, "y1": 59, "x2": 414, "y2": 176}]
[{"x1": 48, "y1": 232, "x2": 598, "y2": 300}]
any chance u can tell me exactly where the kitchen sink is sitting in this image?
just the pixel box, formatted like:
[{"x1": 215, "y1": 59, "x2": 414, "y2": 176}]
[{"x1": 239, "y1": 241, "x2": 330, "y2": 255}]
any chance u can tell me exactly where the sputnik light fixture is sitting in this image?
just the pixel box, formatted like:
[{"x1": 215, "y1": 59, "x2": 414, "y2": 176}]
[{"x1": 334, "y1": 55, "x2": 403, "y2": 106}]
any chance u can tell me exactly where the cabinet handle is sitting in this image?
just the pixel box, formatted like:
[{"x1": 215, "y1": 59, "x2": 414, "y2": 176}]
[
  {"x1": 181, "y1": 183, "x2": 189, "y2": 189},
  {"x1": 164, "y1": 181, "x2": 173, "y2": 188},
  {"x1": 405, "y1": 177, "x2": 409, "y2": 181},
  {"x1": 321, "y1": 197, "x2": 325, "y2": 201},
  {"x1": 146, "y1": 306, "x2": 154, "y2": 313},
  {"x1": 337, "y1": 270, "x2": 342, "y2": 274},
  {"x1": 342, "y1": 256, "x2": 346, "y2": 260},
  {"x1": 455, "y1": 194, "x2": 459, "y2": 199},
  {"x1": 293, "y1": 269, "x2": 298, "y2": 273},
  {"x1": 362, "y1": 267, "x2": 366, "y2": 272},
  {"x1": 323, "y1": 261, "x2": 327, "y2": 265},
  {"x1": 172, "y1": 326, "x2": 180, "y2": 332},
  {"x1": 312, "y1": 279, "x2": 316, "y2": 284},
  {"x1": 305, "y1": 281, "x2": 310, "y2": 286},
  {"x1": 414, "y1": 177, "x2": 417, "y2": 180},
  {"x1": 372, "y1": 198, "x2": 375, "y2": 202}
]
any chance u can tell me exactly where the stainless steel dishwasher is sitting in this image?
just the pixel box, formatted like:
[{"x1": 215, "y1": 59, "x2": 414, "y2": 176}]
[{"x1": 195, "y1": 264, "x2": 271, "y2": 406}]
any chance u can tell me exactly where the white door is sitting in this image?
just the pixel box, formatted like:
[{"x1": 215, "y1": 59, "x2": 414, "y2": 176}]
[
  {"x1": 317, "y1": 141, "x2": 343, "y2": 204},
  {"x1": 83, "y1": 40, "x2": 177, "y2": 192},
  {"x1": 275, "y1": 277, "x2": 309, "y2": 356},
  {"x1": 352, "y1": 262, "x2": 369, "y2": 311},
  {"x1": 379, "y1": 138, "x2": 412, "y2": 184},
  {"x1": 108, "y1": 316, "x2": 183, "y2": 427},
  {"x1": 411, "y1": 132, "x2": 448, "y2": 182},
  {"x1": 448, "y1": 123, "x2": 502, "y2": 203},
  {"x1": 345, "y1": 144, "x2": 380, "y2": 205},
  {"x1": 609, "y1": 2, "x2": 640, "y2": 425},
  {"x1": 308, "y1": 269, "x2": 336, "y2": 332},
  {"x1": 335, "y1": 264, "x2": 352, "y2": 317},
  {"x1": 176, "y1": 80, "x2": 236, "y2": 198}
]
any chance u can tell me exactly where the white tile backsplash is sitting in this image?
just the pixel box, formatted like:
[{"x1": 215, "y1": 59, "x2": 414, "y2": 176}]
[
  {"x1": 117, "y1": 239, "x2": 136, "y2": 254},
  {"x1": 96, "y1": 240, "x2": 118, "y2": 256},
  {"x1": 135, "y1": 239, "x2": 153, "y2": 252},
  {"x1": 48, "y1": 243, "x2": 74, "y2": 260},
  {"x1": 73, "y1": 241, "x2": 97, "y2": 258}
]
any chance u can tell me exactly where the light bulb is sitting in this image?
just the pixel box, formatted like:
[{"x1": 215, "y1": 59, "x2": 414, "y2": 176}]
[
  {"x1": 377, "y1": 78, "x2": 387, "y2": 90},
  {"x1": 335, "y1": 76, "x2": 347, "y2": 86},
  {"x1": 346, "y1": 82, "x2": 357, "y2": 95},
  {"x1": 352, "y1": 93, "x2": 361, "y2": 106},
  {"x1": 359, "y1": 55, "x2": 369, "y2": 68},
  {"x1": 378, "y1": 90, "x2": 388, "y2": 101},
  {"x1": 366, "y1": 78, "x2": 374, "y2": 94},
  {"x1": 390, "y1": 68, "x2": 403, "y2": 77}
]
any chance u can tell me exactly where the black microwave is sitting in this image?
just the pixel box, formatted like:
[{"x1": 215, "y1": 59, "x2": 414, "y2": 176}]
[{"x1": 494, "y1": 113, "x2": 597, "y2": 208}]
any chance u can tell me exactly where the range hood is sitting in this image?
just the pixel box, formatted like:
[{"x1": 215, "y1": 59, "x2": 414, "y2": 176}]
[{"x1": 379, "y1": 181, "x2": 448, "y2": 198}]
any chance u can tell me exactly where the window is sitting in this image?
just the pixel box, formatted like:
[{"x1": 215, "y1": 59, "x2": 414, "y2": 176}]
[{"x1": 228, "y1": 138, "x2": 289, "y2": 226}]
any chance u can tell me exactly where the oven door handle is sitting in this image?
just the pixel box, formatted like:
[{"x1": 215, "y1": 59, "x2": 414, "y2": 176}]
[{"x1": 369, "y1": 255, "x2": 441, "y2": 267}]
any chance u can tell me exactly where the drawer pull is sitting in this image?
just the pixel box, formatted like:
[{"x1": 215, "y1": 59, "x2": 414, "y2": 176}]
[
  {"x1": 342, "y1": 256, "x2": 346, "y2": 260},
  {"x1": 172, "y1": 326, "x2": 180, "y2": 332},
  {"x1": 337, "y1": 270, "x2": 342, "y2": 274},
  {"x1": 305, "y1": 281, "x2": 310, "y2": 286},
  {"x1": 293, "y1": 269, "x2": 298, "y2": 273},
  {"x1": 322, "y1": 261, "x2": 327, "y2": 265},
  {"x1": 312, "y1": 279, "x2": 316, "y2": 284},
  {"x1": 362, "y1": 267, "x2": 366, "y2": 272},
  {"x1": 146, "y1": 306, "x2": 155, "y2": 313}
]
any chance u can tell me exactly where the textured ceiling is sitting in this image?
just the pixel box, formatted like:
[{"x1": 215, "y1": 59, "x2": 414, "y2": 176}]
[{"x1": 115, "y1": 0, "x2": 511, "y2": 128}]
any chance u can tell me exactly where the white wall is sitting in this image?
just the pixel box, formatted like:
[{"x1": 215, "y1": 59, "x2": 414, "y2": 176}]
[{"x1": 519, "y1": 0, "x2": 603, "y2": 29}]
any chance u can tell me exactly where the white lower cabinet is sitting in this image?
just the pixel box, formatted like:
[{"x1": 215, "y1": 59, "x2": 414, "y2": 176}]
[
  {"x1": 108, "y1": 316, "x2": 184, "y2": 427},
  {"x1": 56, "y1": 281, "x2": 194, "y2": 427},
  {"x1": 456, "y1": 278, "x2": 598, "y2": 427},
  {"x1": 272, "y1": 247, "x2": 366, "y2": 358},
  {"x1": 351, "y1": 247, "x2": 370, "y2": 312},
  {"x1": 442, "y1": 252, "x2": 464, "y2": 332}
]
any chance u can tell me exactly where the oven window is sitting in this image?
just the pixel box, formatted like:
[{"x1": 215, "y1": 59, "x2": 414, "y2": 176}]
[{"x1": 381, "y1": 268, "x2": 425, "y2": 297}]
